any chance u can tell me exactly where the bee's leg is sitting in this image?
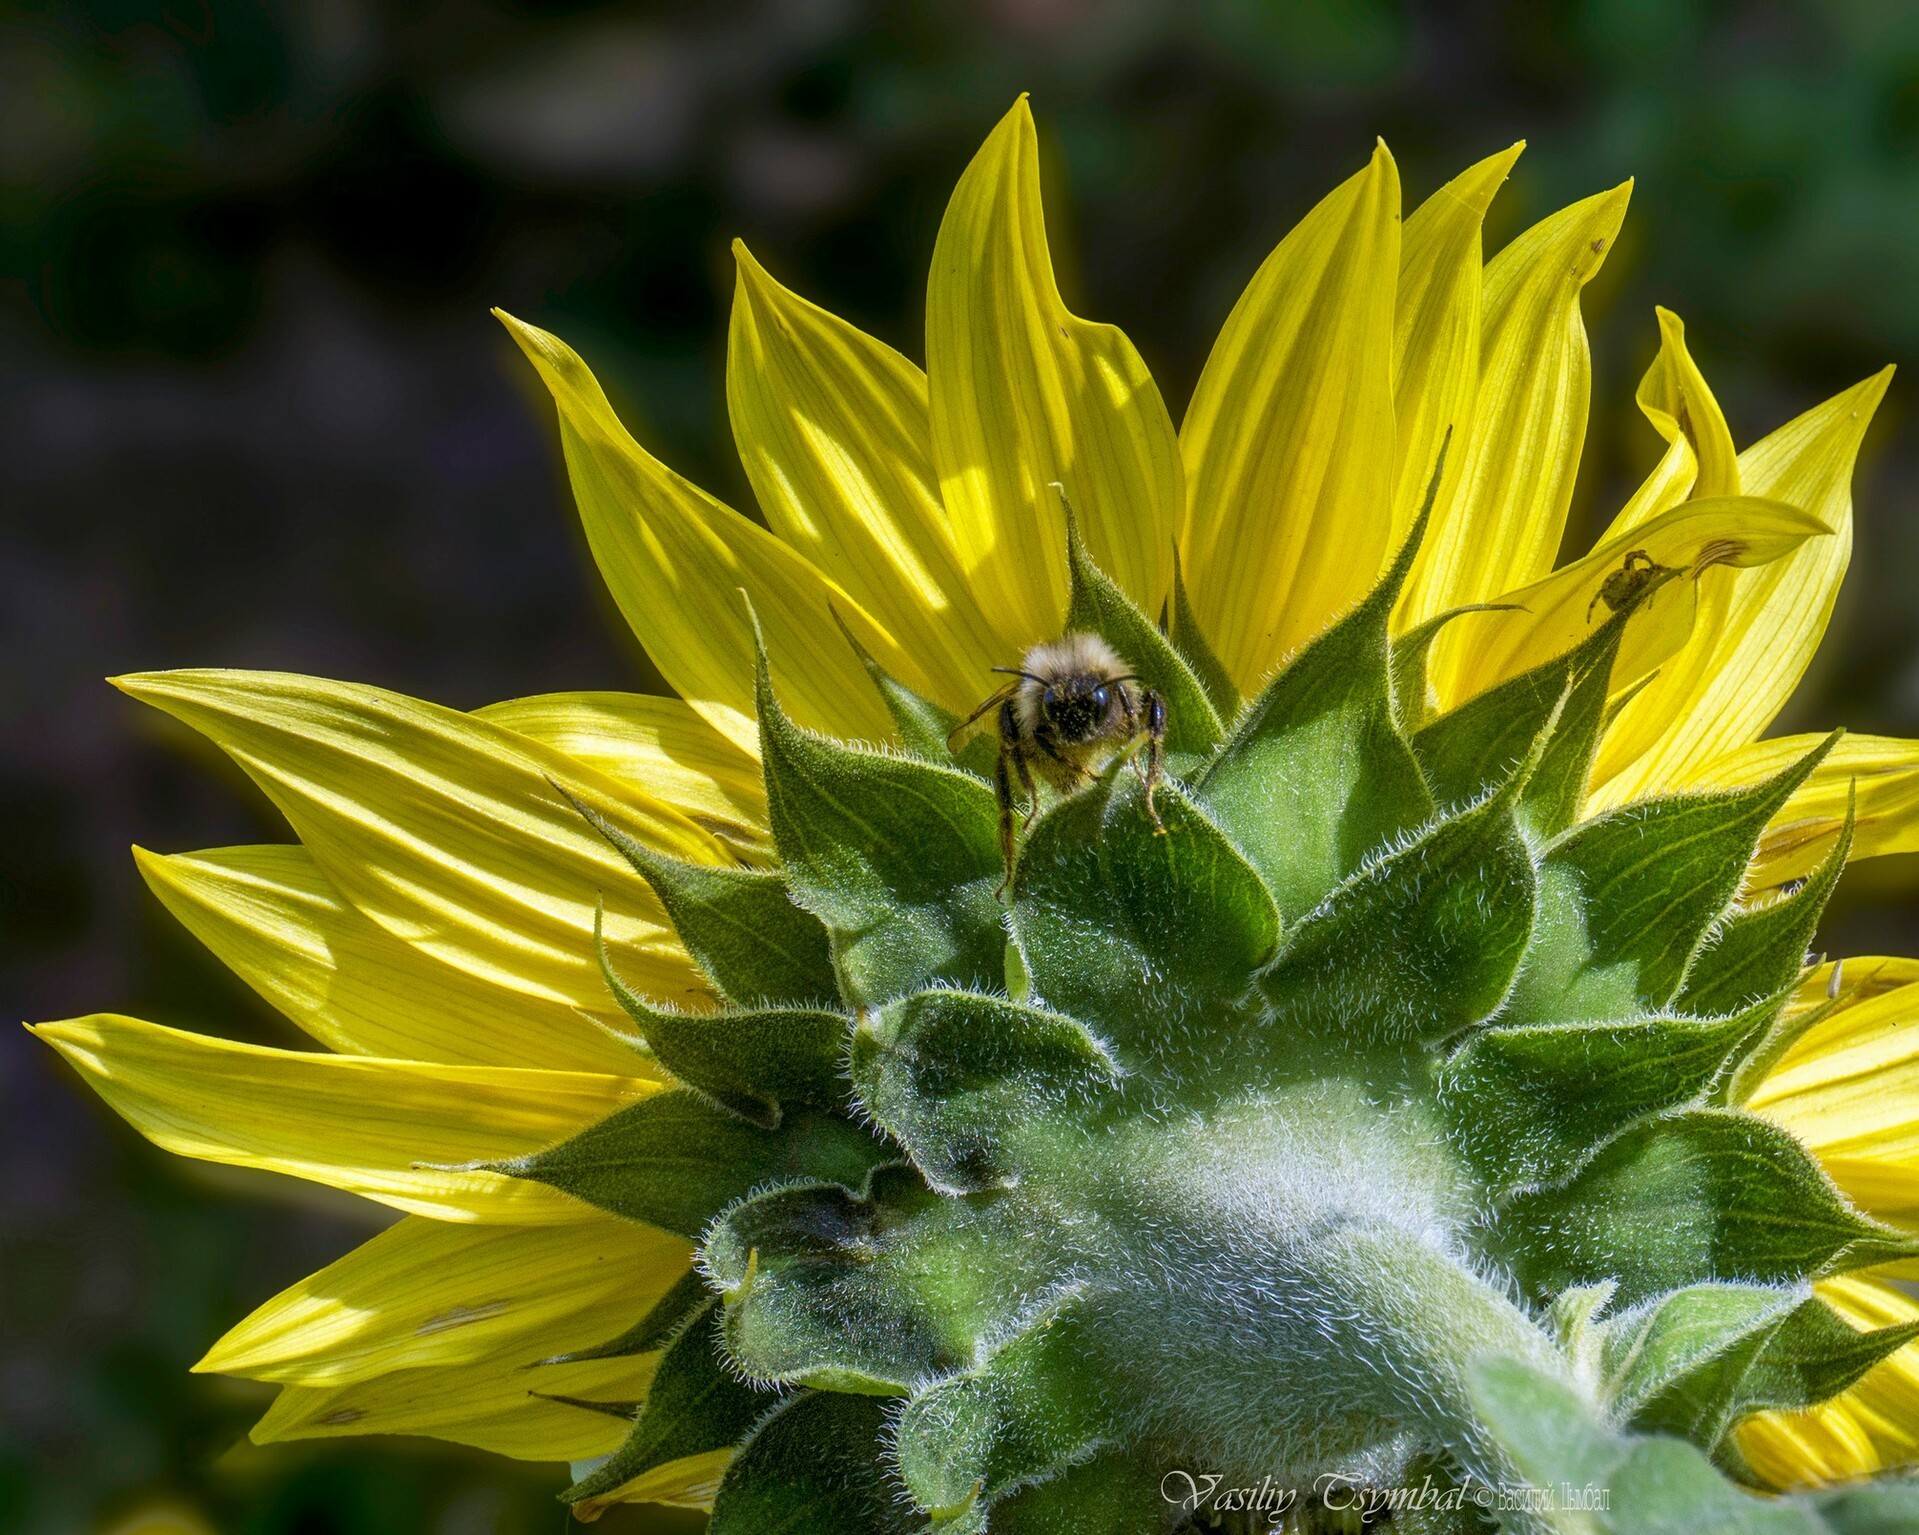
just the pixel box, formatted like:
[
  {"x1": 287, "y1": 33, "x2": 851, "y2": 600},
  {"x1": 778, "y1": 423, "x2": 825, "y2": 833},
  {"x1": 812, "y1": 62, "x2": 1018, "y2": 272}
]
[
  {"x1": 1137, "y1": 689, "x2": 1167, "y2": 835},
  {"x1": 993, "y1": 699, "x2": 1025, "y2": 897}
]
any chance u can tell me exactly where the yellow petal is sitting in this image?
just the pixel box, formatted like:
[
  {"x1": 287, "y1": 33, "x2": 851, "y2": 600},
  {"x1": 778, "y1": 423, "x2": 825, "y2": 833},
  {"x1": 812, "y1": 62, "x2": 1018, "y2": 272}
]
[
  {"x1": 31, "y1": 1013, "x2": 647, "y2": 1223},
  {"x1": 1736, "y1": 1397, "x2": 1882, "y2": 1489},
  {"x1": 1411, "y1": 182, "x2": 1632, "y2": 681},
  {"x1": 136, "y1": 844, "x2": 647, "y2": 1073},
  {"x1": 573, "y1": 1446, "x2": 735, "y2": 1520},
  {"x1": 475, "y1": 691, "x2": 768, "y2": 849},
  {"x1": 199, "y1": 1215, "x2": 687, "y2": 1386},
  {"x1": 498, "y1": 310, "x2": 907, "y2": 749},
  {"x1": 926, "y1": 97, "x2": 1183, "y2": 645},
  {"x1": 116, "y1": 669, "x2": 713, "y2": 1016},
  {"x1": 1389, "y1": 144, "x2": 1522, "y2": 569},
  {"x1": 1685, "y1": 734, "x2": 1919, "y2": 890},
  {"x1": 1748, "y1": 978, "x2": 1919, "y2": 1227},
  {"x1": 1436, "y1": 496, "x2": 1829, "y2": 707},
  {"x1": 254, "y1": 1350, "x2": 656, "y2": 1462},
  {"x1": 727, "y1": 244, "x2": 1002, "y2": 708},
  {"x1": 1181, "y1": 141, "x2": 1400, "y2": 690},
  {"x1": 1594, "y1": 369, "x2": 1893, "y2": 804}
]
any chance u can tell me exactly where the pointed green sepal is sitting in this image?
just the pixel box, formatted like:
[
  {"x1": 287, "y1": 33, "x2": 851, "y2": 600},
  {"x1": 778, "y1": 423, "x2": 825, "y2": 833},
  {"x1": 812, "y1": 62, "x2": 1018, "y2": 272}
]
[
  {"x1": 563, "y1": 1296, "x2": 770, "y2": 1511},
  {"x1": 850, "y1": 988, "x2": 1122, "y2": 1193},
  {"x1": 1412, "y1": 604, "x2": 1628, "y2": 840},
  {"x1": 566, "y1": 787, "x2": 837, "y2": 1007},
  {"x1": 1059, "y1": 490, "x2": 1221, "y2": 755},
  {"x1": 756, "y1": 625, "x2": 1005, "y2": 1006},
  {"x1": 833, "y1": 607, "x2": 996, "y2": 778},
  {"x1": 598, "y1": 908, "x2": 849, "y2": 1128},
  {"x1": 1169, "y1": 545, "x2": 1241, "y2": 727},
  {"x1": 1389, "y1": 603, "x2": 1524, "y2": 735},
  {"x1": 497, "y1": 1087, "x2": 886, "y2": 1242},
  {"x1": 1010, "y1": 772, "x2": 1278, "y2": 1072},
  {"x1": 1436, "y1": 987, "x2": 1786, "y2": 1191},
  {"x1": 1506, "y1": 731, "x2": 1842, "y2": 1025},
  {"x1": 709, "y1": 1390, "x2": 917, "y2": 1534},
  {"x1": 1604, "y1": 1283, "x2": 1919, "y2": 1461},
  {"x1": 894, "y1": 1290, "x2": 1115, "y2": 1525},
  {"x1": 1500, "y1": 1108, "x2": 1919, "y2": 1307},
  {"x1": 1259, "y1": 768, "x2": 1536, "y2": 1057},
  {"x1": 1681, "y1": 797, "x2": 1855, "y2": 1021},
  {"x1": 1195, "y1": 511, "x2": 1435, "y2": 921}
]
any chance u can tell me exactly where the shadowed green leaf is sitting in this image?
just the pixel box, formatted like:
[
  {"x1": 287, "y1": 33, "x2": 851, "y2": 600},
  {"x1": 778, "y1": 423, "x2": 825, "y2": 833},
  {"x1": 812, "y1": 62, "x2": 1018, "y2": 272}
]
[
  {"x1": 834, "y1": 608, "x2": 997, "y2": 778},
  {"x1": 498, "y1": 1088, "x2": 886, "y2": 1241},
  {"x1": 1390, "y1": 603, "x2": 1522, "y2": 735},
  {"x1": 1501, "y1": 1109, "x2": 1919, "y2": 1308},
  {"x1": 709, "y1": 1391, "x2": 918, "y2": 1535},
  {"x1": 1170, "y1": 547, "x2": 1241, "y2": 727},
  {"x1": 535, "y1": 1265, "x2": 710, "y2": 1366}
]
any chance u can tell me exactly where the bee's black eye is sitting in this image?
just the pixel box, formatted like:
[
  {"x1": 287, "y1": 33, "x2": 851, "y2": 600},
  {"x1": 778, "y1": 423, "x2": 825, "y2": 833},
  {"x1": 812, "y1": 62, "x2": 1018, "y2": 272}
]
[{"x1": 1092, "y1": 686, "x2": 1110, "y2": 711}]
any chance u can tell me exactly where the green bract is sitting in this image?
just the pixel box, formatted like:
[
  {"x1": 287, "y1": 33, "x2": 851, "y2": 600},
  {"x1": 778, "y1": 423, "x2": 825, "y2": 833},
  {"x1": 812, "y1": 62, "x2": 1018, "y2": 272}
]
[{"x1": 507, "y1": 515, "x2": 1919, "y2": 1533}]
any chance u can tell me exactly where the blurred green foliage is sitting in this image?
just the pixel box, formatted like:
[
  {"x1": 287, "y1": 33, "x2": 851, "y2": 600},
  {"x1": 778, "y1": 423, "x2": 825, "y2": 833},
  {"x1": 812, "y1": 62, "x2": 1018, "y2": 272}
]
[{"x1": 7, "y1": 2, "x2": 1919, "y2": 1532}]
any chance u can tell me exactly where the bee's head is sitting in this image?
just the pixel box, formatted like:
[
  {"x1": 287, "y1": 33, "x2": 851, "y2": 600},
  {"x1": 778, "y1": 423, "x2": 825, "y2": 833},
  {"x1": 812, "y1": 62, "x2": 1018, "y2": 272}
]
[{"x1": 1040, "y1": 672, "x2": 1119, "y2": 744}]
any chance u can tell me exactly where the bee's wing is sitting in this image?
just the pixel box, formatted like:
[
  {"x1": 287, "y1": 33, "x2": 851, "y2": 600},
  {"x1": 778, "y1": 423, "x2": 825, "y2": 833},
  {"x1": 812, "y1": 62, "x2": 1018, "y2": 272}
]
[{"x1": 946, "y1": 683, "x2": 1016, "y2": 755}]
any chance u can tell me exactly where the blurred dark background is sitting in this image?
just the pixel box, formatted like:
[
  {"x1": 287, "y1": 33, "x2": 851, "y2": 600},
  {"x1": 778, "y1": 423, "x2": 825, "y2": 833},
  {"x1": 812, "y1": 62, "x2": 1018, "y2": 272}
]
[{"x1": 6, "y1": 1, "x2": 1919, "y2": 1531}]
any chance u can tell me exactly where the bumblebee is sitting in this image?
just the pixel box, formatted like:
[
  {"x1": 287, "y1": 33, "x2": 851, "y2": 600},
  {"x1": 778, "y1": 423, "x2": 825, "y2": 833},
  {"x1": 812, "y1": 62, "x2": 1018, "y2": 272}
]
[{"x1": 950, "y1": 632, "x2": 1167, "y2": 891}]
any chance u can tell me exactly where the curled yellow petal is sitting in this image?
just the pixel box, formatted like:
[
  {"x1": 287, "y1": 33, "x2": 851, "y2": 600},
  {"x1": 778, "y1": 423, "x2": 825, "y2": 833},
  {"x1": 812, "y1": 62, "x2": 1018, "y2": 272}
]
[
  {"x1": 926, "y1": 97, "x2": 1183, "y2": 646},
  {"x1": 32, "y1": 1014, "x2": 648, "y2": 1223},
  {"x1": 727, "y1": 244, "x2": 1002, "y2": 708},
  {"x1": 198, "y1": 1215, "x2": 687, "y2": 1386},
  {"x1": 1436, "y1": 496, "x2": 1829, "y2": 707},
  {"x1": 499, "y1": 310, "x2": 907, "y2": 748},
  {"x1": 253, "y1": 1349, "x2": 656, "y2": 1461},
  {"x1": 116, "y1": 669, "x2": 711, "y2": 1015},
  {"x1": 1410, "y1": 182, "x2": 1632, "y2": 679},
  {"x1": 1181, "y1": 141, "x2": 1400, "y2": 690},
  {"x1": 476, "y1": 690, "x2": 768, "y2": 850},
  {"x1": 1595, "y1": 368, "x2": 1893, "y2": 804},
  {"x1": 136, "y1": 844, "x2": 650, "y2": 1073},
  {"x1": 1390, "y1": 143, "x2": 1522, "y2": 559},
  {"x1": 1687, "y1": 734, "x2": 1919, "y2": 890},
  {"x1": 572, "y1": 1447, "x2": 735, "y2": 1520}
]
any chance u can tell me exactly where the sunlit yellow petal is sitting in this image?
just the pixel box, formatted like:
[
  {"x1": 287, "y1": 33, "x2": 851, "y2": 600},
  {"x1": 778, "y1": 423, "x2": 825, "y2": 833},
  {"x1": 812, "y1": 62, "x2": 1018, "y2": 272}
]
[
  {"x1": 1736, "y1": 1397, "x2": 1882, "y2": 1489},
  {"x1": 727, "y1": 244, "x2": 1001, "y2": 707},
  {"x1": 32, "y1": 1014, "x2": 647, "y2": 1223},
  {"x1": 1594, "y1": 368, "x2": 1893, "y2": 803},
  {"x1": 199, "y1": 1215, "x2": 686, "y2": 1386},
  {"x1": 574, "y1": 1447, "x2": 735, "y2": 1520},
  {"x1": 1686, "y1": 734, "x2": 1919, "y2": 890},
  {"x1": 254, "y1": 1350, "x2": 656, "y2": 1461},
  {"x1": 116, "y1": 669, "x2": 711, "y2": 1015},
  {"x1": 1181, "y1": 142, "x2": 1400, "y2": 689},
  {"x1": 1748, "y1": 979, "x2": 1919, "y2": 1227},
  {"x1": 926, "y1": 97, "x2": 1183, "y2": 646},
  {"x1": 474, "y1": 691, "x2": 768, "y2": 850},
  {"x1": 1435, "y1": 496, "x2": 1828, "y2": 707},
  {"x1": 499, "y1": 310, "x2": 908, "y2": 748},
  {"x1": 1389, "y1": 144, "x2": 1521, "y2": 573},
  {"x1": 135, "y1": 845, "x2": 650, "y2": 1072},
  {"x1": 1413, "y1": 183, "x2": 1632, "y2": 686}
]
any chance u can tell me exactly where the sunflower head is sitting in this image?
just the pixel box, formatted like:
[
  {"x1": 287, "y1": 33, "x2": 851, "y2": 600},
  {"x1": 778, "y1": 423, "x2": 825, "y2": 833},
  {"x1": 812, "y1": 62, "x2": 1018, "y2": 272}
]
[{"x1": 35, "y1": 98, "x2": 1919, "y2": 1533}]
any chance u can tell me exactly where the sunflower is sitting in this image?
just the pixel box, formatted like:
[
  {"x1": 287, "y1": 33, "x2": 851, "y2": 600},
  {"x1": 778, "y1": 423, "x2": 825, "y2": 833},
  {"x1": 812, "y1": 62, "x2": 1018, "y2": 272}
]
[{"x1": 35, "y1": 99, "x2": 1919, "y2": 1530}]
